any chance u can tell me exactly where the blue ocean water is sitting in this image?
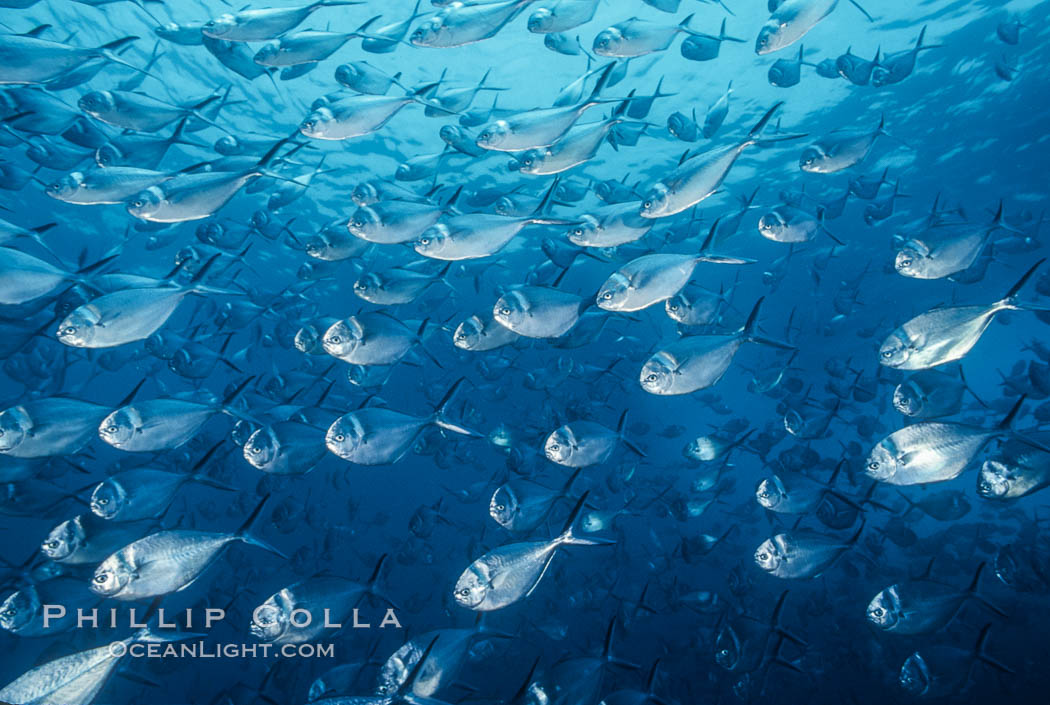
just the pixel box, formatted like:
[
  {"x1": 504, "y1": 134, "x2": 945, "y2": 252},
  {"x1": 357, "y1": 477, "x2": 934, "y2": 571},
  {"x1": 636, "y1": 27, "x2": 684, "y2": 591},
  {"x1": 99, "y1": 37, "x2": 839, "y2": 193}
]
[{"x1": 0, "y1": 0, "x2": 1047, "y2": 703}]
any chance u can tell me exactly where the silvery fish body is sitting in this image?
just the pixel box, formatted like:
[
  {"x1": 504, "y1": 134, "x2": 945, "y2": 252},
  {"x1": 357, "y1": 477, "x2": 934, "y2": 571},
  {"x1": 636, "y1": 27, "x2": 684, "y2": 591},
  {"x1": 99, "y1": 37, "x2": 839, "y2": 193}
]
[
  {"x1": 0, "y1": 398, "x2": 109, "y2": 457},
  {"x1": 322, "y1": 313, "x2": 421, "y2": 366},
  {"x1": 90, "y1": 526, "x2": 272, "y2": 600},
  {"x1": 639, "y1": 333, "x2": 746, "y2": 395},
  {"x1": 41, "y1": 513, "x2": 154, "y2": 564},
  {"x1": 453, "y1": 314, "x2": 520, "y2": 351},
  {"x1": 493, "y1": 286, "x2": 584, "y2": 338},
  {"x1": 754, "y1": 529, "x2": 854, "y2": 578},
  {"x1": 977, "y1": 433, "x2": 1050, "y2": 500},
  {"x1": 57, "y1": 286, "x2": 198, "y2": 349},
  {"x1": 756, "y1": 0, "x2": 838, "y2": 55},
  {"x1": 453, "y1": 525, "x2": 605, "y2": 611},
  {"x1": 865, "y1": 421, "x2": 1000, "y2": 486},
  {"x1": 250, "y1": 576, "x2": 370, "y2": 644},
  {"x1": 98, "y1": 399, "x2": 221, "y2": 452}
]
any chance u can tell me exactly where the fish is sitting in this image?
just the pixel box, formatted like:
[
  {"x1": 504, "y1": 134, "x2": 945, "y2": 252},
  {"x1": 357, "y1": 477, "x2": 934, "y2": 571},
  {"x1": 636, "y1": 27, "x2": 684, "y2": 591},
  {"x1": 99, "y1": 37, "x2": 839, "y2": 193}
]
[
  {"x1": 325, "y1": 380, "x2": 479, "y2": 465},
  {"x1": 0, "y1": 621, "x2": 198, "y2": 704},
  {"x1": 90, "y1": 494, "x2": 282, "y2": 600},
  {"x1": 864, "y1": 396, "x2": 1028, "y2": 486},
  {"x1": 453, "y1": 493, "x2": 613, "y2": 611},
  {"x1": 475, "y1": 64, "x2": 618, "y2": 152},
  {"x1": 892, "y1": 368, "x2": 976, "y2": 419},
  {"x1": 202, "y1": 1, "x2": 364, "y2": 42},
  {"x1": 879, "y1": 260, "x2": 1049, "y2": 370},
  {"x1": 322, "y1": 312, "x2": 428, "y2": 366},
  {"x1": 799, "y1": 115, "x2": 888, "y2": 174},
  {"x1": 703, "y1": 81, "x2": 732, "y2": 138},
  {"x1": 756, "y1": 0, "x2": 874, "y2": 55},
  {"x1": 871, "y1": 26, "x2": 939, "y2": 87},
  {"x1": 768, "y1": 45, "x2": 812, "y2": 87},
  {"x1": 452, "y1": 313, "x2": 520, "y2": 351},
  {"x1": 754, "y1": 521, "x2": 863, "y2": 579},
  {"x1": 253, "y1": 18, "x2": 380, "y2": 67},
  {"x1": 639, "y1": 103, "x2": 799, "y2": 218},
  {"x1": 895, "y1": 203, "x2": 1015, "y2": 280},
  {"x1": 490, "y1": 468, "x2": 580, "y2": 532},
  {"x1": 680, "y1": 18, "x2": 746, "y2": 61},
  {"x1": 493, "y1": 285, "x2": 586, "y2": 339},
  {"x1": 977, "y1": 432, "x2": 1050, "y2": 500},
  {"x1": 56, "y1": 262, "x2": 236, "y2": 349},
  {"x1": 90, "y1": 445, "x2": 235, "y2": 520},
  {"x1": 867, "y1": 563, "x2": 1004, "y2": 634},
  {"x1": 411, "y1": 0, "x2": 536, "y2": 48},
  {"x1": 595, "y1": 236, "x2": 751, "y2": 312},
  {"x1": 41, "y1": 513, "x2": 155, "y2": 565},
  {"x1": 639, "y1": 298, "x2": 793, "y2": 395},
  {"x1": 250, "y1": 557, "x2": 391, "y2": 644},
  {"x1": 0, "y1": 397, "x2": 111, "y2": 458},
  {"x1": 527, "y1": 0, "x2": 600, "y2": 34},
  {"x1": 300, "y1": 86, "x2": 445, "y2": 141},
  {"x1": 415, "y1": 191, "x2": 569, "y2": 260},
  {"x1": 0, "y1": 33, "x2": 142, "y2": 85},
  {"x1": 898, "y1": 625, "x2": 1013, "y2": 698},
  {"x1": 593, "y1": 15, "x2": 709, "y2": 58},
  {"x1": 544, "y1": 410, "x2": 645, "y2": 467}
]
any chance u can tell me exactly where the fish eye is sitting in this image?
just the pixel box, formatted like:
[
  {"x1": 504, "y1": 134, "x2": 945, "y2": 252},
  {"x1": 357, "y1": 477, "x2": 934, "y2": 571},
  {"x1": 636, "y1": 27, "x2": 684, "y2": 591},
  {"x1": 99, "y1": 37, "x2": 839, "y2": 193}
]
[
  {"x1": 98, "y1": 498, "x2": 109, "y2": 505},
  {"x1": 334, "y1": 434, "x2": 345, "y2": 442},
  {"x1": 669, "y1": 304, "x2": 678, "y2": 311},
  {"x1": 94, "y1": 574, "x2": 108, "y2": 584},
  {"x1": 47, "y1": 540, "x2": 58, "y2": 549},
  {"x1": 758, "y1": 552, "x2": 768, "y2": 561},
  {"x1": 64, "y1": 327, "x2": 76, "y2": 335},
  {"x1": 873, "y1": 608, "x2": 883, "y2": 617},
  {"x1": 329, "y1": 336, "x2": 340, "y2": 344},
  {"x1": 550, "y1": 444, "x2": 559, "y2": 451},
  {"x1": 496, "y1": 504, "x2": 505, "y2": 511},
  {"x1": 573, "y1": 228, "x2": 583, "y2": 236},
  {"x1": 601, "y1": 292, "x2": 612, "y2": 300},
  {"x1": 523, "y1": 158, "x2": 532, "y2": 166},
  {"x1": 106, "y1": 426, "x2": 117, "y2": 434},
  {"x1": 881, "y1": 350, "x2": 893, "y2": 358},
  {"x1": 500, "y1": 307, "x2": 510, "y2": 316},
  {"x1": 459, "y1": 588, "x2": 470, "y2": 597},
  {"x1": 420, "y1": 238, "x2": 430, "y2": 245},
  {"x1": 868, "y1": 461, "x2": 879, "y2": 470},
  {"x1": 643, "y1": 201, "x2": 652, "y2": 209},
  {"x1": 646, "y1": 374, "x2": 658, "y2": 382}
]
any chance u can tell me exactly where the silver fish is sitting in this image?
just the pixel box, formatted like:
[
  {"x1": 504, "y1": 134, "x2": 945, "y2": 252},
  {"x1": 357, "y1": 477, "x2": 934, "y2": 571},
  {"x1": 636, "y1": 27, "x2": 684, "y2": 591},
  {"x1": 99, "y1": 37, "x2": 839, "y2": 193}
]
[
  {"x1": 754, "y1": 523, "x2": 862, "y2": 579},
  {"x1": 755, "y1": 0, "x2": 873, "y2": 55},
  {"x1": 202, "y1": 1, "x2": 363, "y2": 42},
  {"x1": 90, "y1": 495, "x2": 281, "y2": 600},
  {"x1": 640, "y1": 298, "x2": 792, "y2": 395},
  {"x1": 867, "y1": 563, "x2": 1004, "y2": 634},
  {"x1": 543, "y1": 411, "x2": 645, "y2": 467},
  {"x1": 453, "y1": 493, "x2": 612, "y2": 611},
  {"x1": 639, "y1": 103, "x2": 791, "y2": 218},
  {"x1": 799, "y1": 116, "x2": 886, "y2": 174},
  {"x1": 0, "y1": 624, "x2": 197, "y2": 704},
  {"x1": 0, "y1": 397, "x2": 110, "y2": 458},
  {"x1": 879, "y1": 261, "x2": 1048, "y2": 370},
  {"x1": 493, "y1": 286, "x2": 586, "y2": 339},
  {"x1": 977, "y1": 432, "x2": 1050, "y2": 501},
  {"x1": 865, "y1": 397, "x2": 1027, "y2": 486}
]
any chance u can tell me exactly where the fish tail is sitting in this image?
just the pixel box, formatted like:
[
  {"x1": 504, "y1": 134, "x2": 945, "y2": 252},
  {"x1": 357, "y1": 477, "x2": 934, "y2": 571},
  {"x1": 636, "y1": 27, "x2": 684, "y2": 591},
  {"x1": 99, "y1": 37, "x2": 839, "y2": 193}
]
[
  {"x1": 743, "y1": 297, "x2": 795, "y2": 350},
  {"x1": 236, "y1": 493, "x2": 287, "y2": 559},
  {"x1": 998, "y1": 258, "x2": 1046, "y2": 309},
  {"x1": 967, "y1": 562, "x2": 1009, "y2": 617},
  {"x1": 974, "y1": 624, "x2": 1014, "y2": 674}
]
